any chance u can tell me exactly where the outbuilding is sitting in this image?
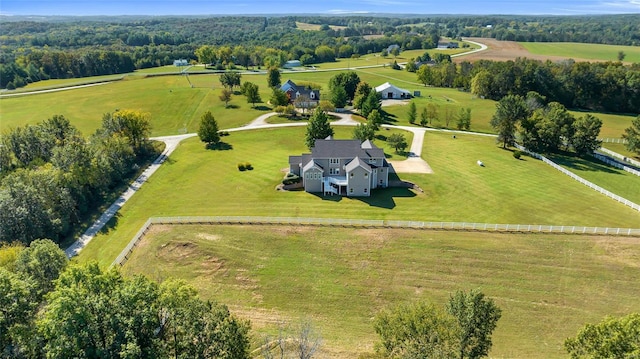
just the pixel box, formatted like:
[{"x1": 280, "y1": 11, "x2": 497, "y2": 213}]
[{"x1": 375, "y1": 82, "x2": 411, "y2": 100}]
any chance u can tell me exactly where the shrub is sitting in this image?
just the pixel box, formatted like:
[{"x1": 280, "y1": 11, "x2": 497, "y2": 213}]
[
  {"x1": 244, "y1": 162, "x2": 253, "y2": 170},
  {"x1": 513, "y1": 150, "x2": 522, "y2": 159},
  {"x1": 237, "y1": 163, "x2": 246, "y2": 171},
  {"x1": 282, "y1": 173, "x2": 301, "y2": 185}
]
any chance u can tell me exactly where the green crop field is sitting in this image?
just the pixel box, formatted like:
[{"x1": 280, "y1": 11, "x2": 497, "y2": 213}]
[
  {"x1": 76, "y1": 127, "x2": 640, "y2": 267},
  {"x1": 519, "y1": 42, "x2": 640, "y2": 63},
  {"x1": 122, "y1": 224, "x2": 640, "y2": 358}
]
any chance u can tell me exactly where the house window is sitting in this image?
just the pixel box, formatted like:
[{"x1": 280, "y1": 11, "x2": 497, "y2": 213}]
[
  {"x1": 330, "y1": 158, "x2": 339, "y2": 165},
  {"x1": 369, "y1": 158, "x2": 377, "y2": 164},
  {"x1": 350, "y1": 173, "x2": 354, "y2": 178},
  {"x1": 350, "y1": 188, "x2": 353, "y2": 193},
  {"x1": 364, "y1": 173, "x2": 368, "y2": 178},
  {"x1": 329, "y1": 168, "x2": 340, "y2": 175},
  {"x1": 364, "y1": 188, "x2": 368, "y2": 193},
  {"x1": 310, "y1": 92, "x2": 316, "y2": 99}
]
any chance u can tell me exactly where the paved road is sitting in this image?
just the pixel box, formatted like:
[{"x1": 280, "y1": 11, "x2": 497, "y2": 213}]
[
  {"x1": 64, "y1": 133, "x2": 196, "y2": 258},
  {"x1": 0, "y1": 81, "x2": 114, "y2": 98}
]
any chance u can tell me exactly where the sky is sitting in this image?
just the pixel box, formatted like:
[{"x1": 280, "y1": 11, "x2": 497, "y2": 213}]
[{"x1": 1, "y1": 0, "x2": 640, "y2": 16}]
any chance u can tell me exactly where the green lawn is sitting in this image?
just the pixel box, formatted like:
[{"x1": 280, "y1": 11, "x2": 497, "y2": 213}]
[
  {"x1": 123, "y1": 224, "x2": 640, "y2": 358},
  {"x1": 2, "y1": 66, "x2": 634, "y2": 140},
  {"x1": 548, "y1": 153, "x2": 640, "y2": 204},
  {"x1": 520, "y1": 42, "x2": 640, "y2": 63},
  {"x1": 76, "y1": 127, "x2": 640, "y2": 268},
  {"x1": 602, "y1": 142, "x2": 639, "y2": 160}
]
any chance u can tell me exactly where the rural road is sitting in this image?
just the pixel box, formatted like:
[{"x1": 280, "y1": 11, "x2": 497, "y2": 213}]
[{"x1": 64, "y1": 133, "x2": 196, "y2": 258}]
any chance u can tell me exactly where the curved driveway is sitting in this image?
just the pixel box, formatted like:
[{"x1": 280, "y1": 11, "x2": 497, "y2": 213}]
[{"x1": 62, "y1": 40, "x2": 492, "y2": 257}]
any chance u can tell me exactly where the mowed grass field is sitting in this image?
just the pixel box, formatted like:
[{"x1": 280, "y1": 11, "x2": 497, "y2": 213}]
[
  {"x1": 1, "y1": 65, "x2": 634, "y2": 140},
  {"x1": 123, "y1": 224, "x2": 640, "y2": 358},
  {"x1": 520, "y1": 42, "x2": 640, "y2": 63},
  {"x1": 76, "y1": 127, "x2": 640, "y2": 268}
]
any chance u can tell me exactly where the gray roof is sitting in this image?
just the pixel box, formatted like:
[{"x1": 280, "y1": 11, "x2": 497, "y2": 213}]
[
  {"x1": 312, "y1": 139, "x2": 384, "y2": 160},
  {"x1": 289, "y1": 155, "x2": 302, "y2": 167},
  {"x1": 303, "y1": 160, "x2": 323, "y2": 172},
  {"x1": 345, "y1": 157, "x2": 372, "y2": 173}
]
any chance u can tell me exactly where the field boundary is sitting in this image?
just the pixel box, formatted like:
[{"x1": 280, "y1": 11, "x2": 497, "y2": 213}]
[
  {"x1": 112, "y1": 216, "x2": 640, "y2": 267},
  {"x1": 515, "y1": 144, "x2": 640, "y2": 212}
]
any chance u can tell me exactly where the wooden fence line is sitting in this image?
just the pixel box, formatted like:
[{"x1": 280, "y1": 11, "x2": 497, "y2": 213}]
[{"x1": 111, "y1": 216, "x2": 640, "y2": 267}]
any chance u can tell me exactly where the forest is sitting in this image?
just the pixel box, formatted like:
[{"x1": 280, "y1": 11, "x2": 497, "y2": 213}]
[
  {"x1": 1, "y1": 14, "x2": 639, "y2": 89},
  {"x1": 0, "y1": 111, "x2": 160, "y2": 245}
]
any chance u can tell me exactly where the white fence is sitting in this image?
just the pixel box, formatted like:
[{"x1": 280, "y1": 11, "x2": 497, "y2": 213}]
[
  {"x1": 112, "y1": 216, "x2": 640, "y2": 267},
  {"x1": 515, "y1": 144, "x2": 640, "y2": 213},
  {"x1": 599, "y1": 138, "x2": 628, "y2": 144},
  {"x1": 592, "y1": 152, "x2": 640, "y2": 177},
  {"x1": 599, "y1": 147, "x2": 640, "y2": 168}
]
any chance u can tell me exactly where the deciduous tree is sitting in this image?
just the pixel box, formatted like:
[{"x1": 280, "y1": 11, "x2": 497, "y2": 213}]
[
  {"x1": 374, "y1": 301, "x2": 460, "y2": 358},
  {"x1": 565, "y1": 313, "x2": 640, "y2": 359},
  {"x1": 623, "y1": 115, "x2": 640, "y2": 155},
  {"x1": 457, "y1": 107, "x2": 472, "y2": 130},
  {"x1": 490, "y1": 94, "x2": 528, "y2": 149},
  {"x1": 387, "y1": 133, "x2": 408, "y2": 154},
  {"x1": 219, "y1": 88, "x2": 233, "y2": 108},
  {"x1": 197, "y1": 111, "x2": 220, "y2": 147},
  {"x1": 329, "y1": 71, "x2": 360, "y2": 100},
  {"x1": 305, "y1": 110, "x2": 334, "y2": 149},
  {"x1": 244, "y1": 82, "x2": 262, "y2": 107},
  {"x1": 330, "y1": 86, "x2": 348, "y2": 109},
  {"x1": 571, "y1": 114, "x2": 602, "y2": 156},
  {"x1": 220, "y1": 71, "x2": 241, "y2": 90},
  {"x1": 446, "y1": 289, "x2": 502, "y2": 359}
]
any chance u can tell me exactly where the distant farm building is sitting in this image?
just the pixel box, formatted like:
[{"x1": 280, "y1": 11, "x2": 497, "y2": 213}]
[
  {"x1": 375, "y1": 82, "x2": 411, "y2": 100},
  {"x1": 437, "y1": 42, "x2": 459, "y2": 49},
  {"x1": 283, "y1": 60, "x2": 302, "y2": 68},
  {"x1": 173, "y1": 59, "x2": 189, "y2": 66}
]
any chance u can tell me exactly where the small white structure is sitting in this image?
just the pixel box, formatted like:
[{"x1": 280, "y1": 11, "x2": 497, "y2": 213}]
[
  {"x1": 375, "y1": 82, "x2": 411, "y2": 100},
  {"x1": 173, "y1": 59, "x2": 189, "y2": 67},
  {"x1": 477, "y1": 160, "x2": 484, "y2": 167},
  {"x1": 283, "y1": 60, "x2": 302, "y2": 69}
]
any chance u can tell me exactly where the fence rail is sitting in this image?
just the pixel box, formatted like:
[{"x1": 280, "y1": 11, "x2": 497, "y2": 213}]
[
  {"x1": 515, "y1": 144, "x2": 640, "y2": 213},
  {"x1": 599, "y1": 138, "x2": 628, "y2": 144},
  {"x1": 593, "y1": 152, "x2": 640, "y2": 177},
  {"x1": 112, "y1": 216, "x2": 640, "y2": 267},
  {"x1": 599, "y1": 147, "x2": 640, "y2": 168}
]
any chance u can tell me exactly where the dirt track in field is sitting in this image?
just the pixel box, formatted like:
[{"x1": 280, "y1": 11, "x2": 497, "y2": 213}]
[{"x1": 457, "y1": 37, "x2": 593, "y2": 63}]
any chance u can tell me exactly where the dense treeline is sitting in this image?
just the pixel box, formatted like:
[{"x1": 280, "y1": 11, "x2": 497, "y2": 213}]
[
  {"x1": 415, "y1": 58, "x2": 640, "y2": 113},
  {"x1": 0, "y1": 240, "x2": 250, "y2": 358},
  {"x1": 1, "y1": 14, "x2": 638, "y2": 89},
  {"x1": 0, "y1": 111, "x2": 159, "y2": 245}
]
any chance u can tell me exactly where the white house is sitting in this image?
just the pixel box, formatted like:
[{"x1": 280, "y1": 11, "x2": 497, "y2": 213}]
[{"x1": 375, "y1": 82, "x2": 411, "y2": 100}]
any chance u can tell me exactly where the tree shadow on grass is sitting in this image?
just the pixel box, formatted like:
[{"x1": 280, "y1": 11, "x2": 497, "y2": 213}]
[
  {"x1": 225, "y1": 104, "x2": 240, "y2": 109},
  {"x1": 382, "y1": 109, "x2": 398, "y2": 124},
  {"x1": 98, "y1": 212, "x2": 121, "y2": 235},
  {"x1": 547, "y1": 152, "x2": 620, "y2": 174},
  {"x1": 206, "y1": 142, "x2": 233, "y2": 150},
  {"x1": 253, "y1": 105, "x2": 272, "y2": 111}
]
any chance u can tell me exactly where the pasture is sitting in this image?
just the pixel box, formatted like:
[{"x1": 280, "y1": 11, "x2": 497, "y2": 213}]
[
  {"x1": 123, "y1": 224, "x2": 640, "y2": 358},
  {"x1": 1, "y1": 63, "x2": 634, "y2": 140},
  {"x1": 76, "y1": 127, "x2": 640, "y2": 268},
  {"x1": 520, "y1": 42, "x2": 640, "y2": 63}
]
